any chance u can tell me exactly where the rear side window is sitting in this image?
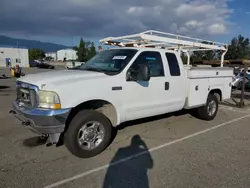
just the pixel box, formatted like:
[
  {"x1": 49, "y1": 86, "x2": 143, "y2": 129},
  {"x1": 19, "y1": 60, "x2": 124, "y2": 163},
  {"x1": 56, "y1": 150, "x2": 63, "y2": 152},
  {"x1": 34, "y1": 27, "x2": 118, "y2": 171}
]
[{"x1": 165, "y1": 53, "x2": 180, "y2": 76}]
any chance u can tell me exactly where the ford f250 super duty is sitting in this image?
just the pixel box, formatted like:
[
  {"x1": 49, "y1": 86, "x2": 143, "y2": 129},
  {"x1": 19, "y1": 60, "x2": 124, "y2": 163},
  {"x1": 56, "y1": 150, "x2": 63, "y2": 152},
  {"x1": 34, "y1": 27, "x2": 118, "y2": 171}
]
[{"x1": 10, "y1": 30, "x2": 233, "y2": 158}]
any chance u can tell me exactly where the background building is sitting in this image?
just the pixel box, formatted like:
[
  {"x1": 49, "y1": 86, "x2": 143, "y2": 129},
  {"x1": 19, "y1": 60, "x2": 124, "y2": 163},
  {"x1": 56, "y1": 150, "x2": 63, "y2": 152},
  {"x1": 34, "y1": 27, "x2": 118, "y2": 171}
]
[
  {"x1": 45, "y1": 52, "x2": 57, "y2": 61},
  {"x1": 0, "y1": 46, "x2": 29, "y2": 67},
  {"x1": 57, "y1": 49, "x2": 77, "y2": 61}
]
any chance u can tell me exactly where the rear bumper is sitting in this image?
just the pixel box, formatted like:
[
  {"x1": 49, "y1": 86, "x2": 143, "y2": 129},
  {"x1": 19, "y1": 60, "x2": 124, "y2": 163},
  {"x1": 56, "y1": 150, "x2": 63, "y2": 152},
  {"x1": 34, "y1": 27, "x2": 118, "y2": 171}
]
[{"x1": 11, "y1": 101, "x2": 70, "y2": 134}]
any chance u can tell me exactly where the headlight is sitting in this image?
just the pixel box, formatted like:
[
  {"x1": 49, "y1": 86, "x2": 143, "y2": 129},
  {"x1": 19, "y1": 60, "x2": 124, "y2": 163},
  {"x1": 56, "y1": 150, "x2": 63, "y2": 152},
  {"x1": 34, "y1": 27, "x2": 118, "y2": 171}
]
[{"x1": 38, "y1": 90, "x2": 61, "y2": 109}]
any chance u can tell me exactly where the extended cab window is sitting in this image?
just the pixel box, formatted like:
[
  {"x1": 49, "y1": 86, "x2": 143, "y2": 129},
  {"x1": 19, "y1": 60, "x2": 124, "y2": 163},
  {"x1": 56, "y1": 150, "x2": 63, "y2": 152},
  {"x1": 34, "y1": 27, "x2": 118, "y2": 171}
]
[
  {"x1": 130, "y1": 51, "x2": 164, "y2": 77},
  {"x1": 165, "y1": 53, "x2": 181, "y2": 76}
]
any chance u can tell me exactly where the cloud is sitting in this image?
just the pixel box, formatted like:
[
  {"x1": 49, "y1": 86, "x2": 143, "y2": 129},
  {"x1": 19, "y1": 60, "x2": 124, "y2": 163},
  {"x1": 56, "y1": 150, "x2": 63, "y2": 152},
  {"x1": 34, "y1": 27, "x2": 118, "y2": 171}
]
[
  {"x1": 0, "y1": 0, "x2": 233, "y2": 38},
  {"x1": 208, "y1": 23, "x2": 227, "y2": 35}
]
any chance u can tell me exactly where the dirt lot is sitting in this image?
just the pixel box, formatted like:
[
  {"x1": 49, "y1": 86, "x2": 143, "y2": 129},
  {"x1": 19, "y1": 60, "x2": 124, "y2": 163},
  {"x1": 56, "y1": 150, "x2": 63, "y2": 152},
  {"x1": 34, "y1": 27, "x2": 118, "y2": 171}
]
[{"x1": 1, "y1": 67, "x2": 250, "y2": 188}]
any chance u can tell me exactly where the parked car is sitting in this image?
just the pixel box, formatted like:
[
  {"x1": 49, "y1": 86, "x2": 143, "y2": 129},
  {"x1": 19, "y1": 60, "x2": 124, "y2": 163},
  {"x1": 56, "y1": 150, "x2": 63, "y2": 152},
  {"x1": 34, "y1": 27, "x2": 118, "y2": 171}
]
[
  {"x1": 10, "y1": 30, "x2": 233, "y2": 158},
  {"x1": 65, "y1": 61, "x2": 84, "y2": 69},
  {"x1": 29, "y1": 60, "x2": 38, "y2": 67},
  {"x1": 37, "y1": 62, "x2": 55, "y2": 69},
  {"x1": 29, "y1": 59, "x2": 44, "y2": 67},
  {"x1": 67, "y1": 63, "x2": 85, "y2": 70},
  {"x1": 232, "y1": 72, "x2": 250, "y2": 89}
]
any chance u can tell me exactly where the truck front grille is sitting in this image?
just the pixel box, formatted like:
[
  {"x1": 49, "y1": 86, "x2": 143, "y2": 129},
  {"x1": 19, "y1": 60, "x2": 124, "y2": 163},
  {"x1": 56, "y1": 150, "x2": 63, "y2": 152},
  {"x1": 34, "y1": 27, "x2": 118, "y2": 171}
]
[{"x1": 16, "y1": 82, "x2": 38, "y2": 108}]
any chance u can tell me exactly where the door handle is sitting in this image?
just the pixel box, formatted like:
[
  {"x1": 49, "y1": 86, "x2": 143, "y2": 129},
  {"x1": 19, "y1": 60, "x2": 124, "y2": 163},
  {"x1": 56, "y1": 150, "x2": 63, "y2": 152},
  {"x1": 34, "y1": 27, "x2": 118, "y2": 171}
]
[{"x1": 165, "y1": 82, "x2": 169, "y2": 90}]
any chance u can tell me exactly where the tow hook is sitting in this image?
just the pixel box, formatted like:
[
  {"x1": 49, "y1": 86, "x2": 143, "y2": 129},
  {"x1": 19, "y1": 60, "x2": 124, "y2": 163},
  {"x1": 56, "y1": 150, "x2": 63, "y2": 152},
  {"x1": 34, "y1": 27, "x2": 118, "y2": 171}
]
[
  {"x1": 46, "y1": 133, "x2": 61, "y2": 147},
  {"x1": 39, "y1": 134, "x2": 49, "y2": 144},
  {"x1": 9, "y1": 110, "x2": 16, "y2": 114},
  {"x1": 22, "y1": 121, "x2": 31, "y2": 126}
]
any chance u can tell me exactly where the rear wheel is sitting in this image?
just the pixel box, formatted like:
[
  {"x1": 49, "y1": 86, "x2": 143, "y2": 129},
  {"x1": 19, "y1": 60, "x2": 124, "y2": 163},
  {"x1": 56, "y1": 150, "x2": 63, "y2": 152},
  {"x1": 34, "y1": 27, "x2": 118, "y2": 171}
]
[
  {"x1": 64, "y1": 110, "x2": 113, "y2": 158},
  {"x1": 196, "y1": 94, "x2": 218, "y2": 121}
]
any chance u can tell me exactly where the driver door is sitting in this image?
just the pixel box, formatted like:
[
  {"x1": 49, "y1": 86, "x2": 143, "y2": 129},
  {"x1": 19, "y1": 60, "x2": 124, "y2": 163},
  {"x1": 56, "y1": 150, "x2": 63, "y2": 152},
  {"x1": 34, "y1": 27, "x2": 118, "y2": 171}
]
[{"x1": 123, "y1": 51, "x2": 170, "y2": 121}]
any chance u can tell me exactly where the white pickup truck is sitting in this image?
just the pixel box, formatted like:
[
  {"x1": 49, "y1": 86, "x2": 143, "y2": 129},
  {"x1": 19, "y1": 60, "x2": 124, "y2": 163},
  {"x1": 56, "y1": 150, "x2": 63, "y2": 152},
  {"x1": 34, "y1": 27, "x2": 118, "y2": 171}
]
[{"x1": 10, "y1": 31, "x2": 233, "y2": 158}]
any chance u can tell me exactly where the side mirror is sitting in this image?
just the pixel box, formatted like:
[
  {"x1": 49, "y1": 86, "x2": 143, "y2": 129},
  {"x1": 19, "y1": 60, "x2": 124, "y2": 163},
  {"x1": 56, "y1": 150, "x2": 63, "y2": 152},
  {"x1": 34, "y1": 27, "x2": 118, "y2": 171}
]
[{"x1": 137, "y1": 64, "x2": 150, "y2": 81}]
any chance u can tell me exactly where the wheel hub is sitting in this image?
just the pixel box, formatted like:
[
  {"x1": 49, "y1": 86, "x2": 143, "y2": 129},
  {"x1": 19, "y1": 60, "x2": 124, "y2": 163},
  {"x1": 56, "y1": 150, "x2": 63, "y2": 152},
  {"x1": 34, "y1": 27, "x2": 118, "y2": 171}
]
[
  {"x1": 77, "y1": 121, "x2": 105, "y2": 150},
  {"x1": 208, "y1": 100, "x2": 216, "y2": 116},
  {"x1": 84, "y1": 128, "x2": 97, "y2": 141}
]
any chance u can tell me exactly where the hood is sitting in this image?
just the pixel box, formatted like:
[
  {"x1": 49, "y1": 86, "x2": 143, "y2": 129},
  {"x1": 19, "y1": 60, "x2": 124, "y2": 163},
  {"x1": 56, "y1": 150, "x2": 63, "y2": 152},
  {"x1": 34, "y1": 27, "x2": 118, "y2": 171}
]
[{"x1": 18, "y1": 70, "x2": 108, "y2": 88}]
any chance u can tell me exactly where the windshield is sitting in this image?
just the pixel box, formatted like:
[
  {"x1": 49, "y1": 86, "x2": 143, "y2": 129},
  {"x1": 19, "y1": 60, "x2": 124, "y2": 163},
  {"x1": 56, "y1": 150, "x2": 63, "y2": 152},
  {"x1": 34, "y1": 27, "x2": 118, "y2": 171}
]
[{"x1": 79, "y1": 49, "x2": 137, "y2": 75}]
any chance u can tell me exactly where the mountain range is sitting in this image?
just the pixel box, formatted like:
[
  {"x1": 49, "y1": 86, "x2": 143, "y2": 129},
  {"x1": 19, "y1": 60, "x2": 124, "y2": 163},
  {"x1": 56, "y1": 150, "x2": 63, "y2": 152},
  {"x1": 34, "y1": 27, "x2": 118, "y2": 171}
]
[{"x1": 0, "y1": 35, "x2": 71, "y2": 52}]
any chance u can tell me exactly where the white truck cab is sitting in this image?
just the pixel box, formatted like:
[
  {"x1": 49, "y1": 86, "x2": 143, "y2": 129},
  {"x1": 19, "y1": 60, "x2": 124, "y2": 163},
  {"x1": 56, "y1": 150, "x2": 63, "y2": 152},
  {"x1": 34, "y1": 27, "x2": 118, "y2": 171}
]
[{"x1": 10, "y1": 31, "x2": 233, "y2": 158}]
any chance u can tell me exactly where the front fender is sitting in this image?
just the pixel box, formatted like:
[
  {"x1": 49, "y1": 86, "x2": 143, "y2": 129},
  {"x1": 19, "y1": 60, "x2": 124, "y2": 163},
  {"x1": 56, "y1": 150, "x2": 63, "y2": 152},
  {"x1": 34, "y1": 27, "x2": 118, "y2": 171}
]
[{"x1": 63, "y1": 97, "x2": 124, "y2": 125}]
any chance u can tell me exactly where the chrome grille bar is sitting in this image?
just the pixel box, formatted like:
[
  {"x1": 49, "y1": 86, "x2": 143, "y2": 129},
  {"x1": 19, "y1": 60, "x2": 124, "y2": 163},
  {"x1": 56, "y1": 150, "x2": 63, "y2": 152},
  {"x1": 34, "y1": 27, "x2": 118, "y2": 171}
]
[{"x1": 16, "y1": 81, "x2": 39, "y2": 107}]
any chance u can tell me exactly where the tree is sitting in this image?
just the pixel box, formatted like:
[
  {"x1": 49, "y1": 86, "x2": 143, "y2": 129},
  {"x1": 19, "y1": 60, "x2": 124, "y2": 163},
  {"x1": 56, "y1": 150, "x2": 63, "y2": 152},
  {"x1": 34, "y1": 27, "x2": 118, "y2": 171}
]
[
  {"x1": 72, "y1": 46, "x2": 78, "y2": 51},
  {"x1": 77, "y1": 38, "x2": 88, "y2": 62},
  {"x1": 181, "y1": 53, "x2": 188, "y2": 64},
  {"x1": 225, "y1": 35, "x2": 250, "y2": 60},
  {"x1": 87, "y1": 42, "x2": 96, "y2": 60},
  {"x1": 29, "y1": 48, "x2": 45, "y2": 60},
  {"x1": 75, "y1": 38, "x2": 97, "y2": 61}
]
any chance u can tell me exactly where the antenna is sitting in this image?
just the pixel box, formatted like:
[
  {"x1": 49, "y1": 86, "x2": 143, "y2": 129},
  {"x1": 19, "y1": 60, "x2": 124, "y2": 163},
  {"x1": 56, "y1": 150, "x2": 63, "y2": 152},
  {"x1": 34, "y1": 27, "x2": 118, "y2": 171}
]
[{"x1": 72, "y1": 36, "x2": 73, "y2": 61}]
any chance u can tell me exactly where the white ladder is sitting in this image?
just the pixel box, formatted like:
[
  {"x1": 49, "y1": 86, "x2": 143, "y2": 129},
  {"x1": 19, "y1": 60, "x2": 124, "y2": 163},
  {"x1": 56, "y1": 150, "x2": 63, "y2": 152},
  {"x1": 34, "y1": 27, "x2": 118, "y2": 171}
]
[{"x1": 99, "y1": 30, "x2": 228, "y2": 67}]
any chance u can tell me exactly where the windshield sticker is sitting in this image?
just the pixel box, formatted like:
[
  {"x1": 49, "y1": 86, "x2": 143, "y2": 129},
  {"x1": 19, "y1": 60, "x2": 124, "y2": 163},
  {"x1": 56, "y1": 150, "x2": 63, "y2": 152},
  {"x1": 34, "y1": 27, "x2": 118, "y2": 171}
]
[
  {"x1": 113, "y1": 56, "x2": 127, "y2": 60},
  {"x1": 146, "y1": 57, "x2": 156, "y2": 60}
]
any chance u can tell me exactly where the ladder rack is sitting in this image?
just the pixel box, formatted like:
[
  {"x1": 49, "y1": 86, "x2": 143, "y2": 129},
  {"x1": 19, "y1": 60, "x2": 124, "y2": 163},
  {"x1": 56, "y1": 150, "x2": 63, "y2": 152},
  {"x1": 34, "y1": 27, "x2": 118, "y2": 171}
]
[{"x1": 99, "y1": 30, "x2": 228, "y2": 67}]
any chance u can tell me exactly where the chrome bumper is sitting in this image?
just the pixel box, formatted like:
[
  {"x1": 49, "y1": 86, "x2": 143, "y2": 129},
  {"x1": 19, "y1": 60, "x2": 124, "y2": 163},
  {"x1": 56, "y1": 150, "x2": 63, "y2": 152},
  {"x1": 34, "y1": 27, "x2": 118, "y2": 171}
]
[{"x1": 10, "y1": 101, "x2": 70, "y2": 134}]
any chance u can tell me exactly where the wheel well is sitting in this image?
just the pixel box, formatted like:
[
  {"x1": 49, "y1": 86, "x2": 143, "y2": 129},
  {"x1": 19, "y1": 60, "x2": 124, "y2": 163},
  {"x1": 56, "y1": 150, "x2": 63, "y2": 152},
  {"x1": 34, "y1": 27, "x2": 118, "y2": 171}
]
[
  {"x1": 65, "y1": 100, "x2": 117, "y2": 131},
  {"x1": 209, "y1": 89, "x2": 222, "y2": 101}
]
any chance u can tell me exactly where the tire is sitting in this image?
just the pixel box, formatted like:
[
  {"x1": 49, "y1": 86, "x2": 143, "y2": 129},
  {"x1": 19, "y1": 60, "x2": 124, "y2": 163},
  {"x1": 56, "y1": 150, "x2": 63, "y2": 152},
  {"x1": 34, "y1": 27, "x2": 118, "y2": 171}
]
[
  {"x1": 196, "y1": 94, "x2": 218, "y2": 121},
  {"x1": 64, "y1": 110, "x2": 113, "y2": 158}
]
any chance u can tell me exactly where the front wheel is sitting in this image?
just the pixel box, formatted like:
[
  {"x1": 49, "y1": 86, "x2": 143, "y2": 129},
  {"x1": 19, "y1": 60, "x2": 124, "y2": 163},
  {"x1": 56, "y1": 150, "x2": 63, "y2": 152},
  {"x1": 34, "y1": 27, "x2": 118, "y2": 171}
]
[
  {"x1": 64, "y1": 110, "x2": 113, "y2": 158},
  {"x1": 196, "y1": 94, "x2": 219, "y2": 121}
]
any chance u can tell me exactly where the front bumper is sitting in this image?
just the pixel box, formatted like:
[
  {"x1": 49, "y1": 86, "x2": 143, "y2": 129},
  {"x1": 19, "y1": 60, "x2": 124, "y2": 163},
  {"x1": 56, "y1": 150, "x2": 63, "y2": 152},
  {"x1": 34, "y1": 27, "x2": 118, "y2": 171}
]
[{"x1": 11, "y1": 101, "x2": 71, "y2": 134}]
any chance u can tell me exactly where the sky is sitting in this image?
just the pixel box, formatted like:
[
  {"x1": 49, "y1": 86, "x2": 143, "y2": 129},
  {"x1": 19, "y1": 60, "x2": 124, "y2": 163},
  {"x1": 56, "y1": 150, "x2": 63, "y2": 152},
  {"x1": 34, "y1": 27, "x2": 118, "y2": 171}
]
[{"x1": 1, "y1": 0, "x2": 250, "y2": 46}]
